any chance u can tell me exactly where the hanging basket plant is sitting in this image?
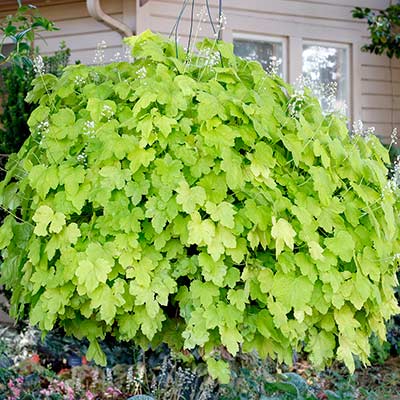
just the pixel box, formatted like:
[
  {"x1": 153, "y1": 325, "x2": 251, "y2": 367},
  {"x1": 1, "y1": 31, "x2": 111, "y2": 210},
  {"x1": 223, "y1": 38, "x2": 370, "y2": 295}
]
[{"x1": 0, "y1": 30, "x2": 399, "y2": 382}]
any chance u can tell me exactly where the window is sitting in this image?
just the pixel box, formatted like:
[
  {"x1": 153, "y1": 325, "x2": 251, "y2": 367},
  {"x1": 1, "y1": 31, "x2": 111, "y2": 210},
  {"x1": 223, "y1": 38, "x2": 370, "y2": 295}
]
[
  {"x1": 233, "y1": 35, "x2": 286, "y2": 78},
  {"x1": 302, "y1": 42, "x2": 350, "y2": 115}
]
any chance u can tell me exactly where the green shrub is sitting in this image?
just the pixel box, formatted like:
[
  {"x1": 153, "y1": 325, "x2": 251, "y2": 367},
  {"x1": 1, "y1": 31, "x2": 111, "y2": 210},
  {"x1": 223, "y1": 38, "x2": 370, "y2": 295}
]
[
  {"x1": 0, "y1": 64, "x2": 34, "y2": 155},
  {"x1": 0, "y1": 43, "x2": 70, "y2": 155},
  {"x1": 0, "y1": 31, "x2": 399, "y2": 382},
  {"x1": 0, "y1": 3, "x2": 58, "y2": 69},
  {"x1": 352, "y1": 4, "x2": 400, "y2": 59}
]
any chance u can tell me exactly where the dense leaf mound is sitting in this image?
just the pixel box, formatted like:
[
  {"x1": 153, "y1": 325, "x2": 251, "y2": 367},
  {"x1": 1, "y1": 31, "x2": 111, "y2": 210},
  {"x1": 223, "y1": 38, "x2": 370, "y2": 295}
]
[{"x1": 1, "y1": 31, "x2": 399, "y2": 381}]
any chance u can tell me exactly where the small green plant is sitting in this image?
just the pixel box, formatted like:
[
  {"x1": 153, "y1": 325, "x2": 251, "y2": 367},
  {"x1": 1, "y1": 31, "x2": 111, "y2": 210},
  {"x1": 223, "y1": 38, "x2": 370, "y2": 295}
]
[
  {"x1": 0, "y1": 42, "x2": 70, "y2": 155},
  {"x1": 352, "y1": 3, "x2": 400, "y2": 59},
  {"x1": 0, "y1": 2, "x2": 57, "y2": 70},
  {"x1": 369, "y1": 333, "x2": 391, "y2": 365},
  {"x1": 0, "y1": 64, "x2": 35, "y2": 156},
  {"x1": 0, "y1": 30, "x2": 399, "y2": 383}
]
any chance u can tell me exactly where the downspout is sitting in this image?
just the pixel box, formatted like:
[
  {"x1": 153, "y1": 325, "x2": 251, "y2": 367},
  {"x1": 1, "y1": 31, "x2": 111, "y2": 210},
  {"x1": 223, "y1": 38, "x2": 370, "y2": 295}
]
[{"x1": 86, "y1": 0, "x2": 133, "y2": 37}]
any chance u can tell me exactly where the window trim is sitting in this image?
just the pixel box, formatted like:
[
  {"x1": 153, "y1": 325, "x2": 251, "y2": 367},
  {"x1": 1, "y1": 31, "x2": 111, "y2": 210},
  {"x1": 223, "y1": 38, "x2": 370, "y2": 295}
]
[
  {"x1": 232, "y1": 32, "x2": 288, "y2": 80},
  {"x1": 301, "y1": 39, "x2": 352, "y2": 117}
]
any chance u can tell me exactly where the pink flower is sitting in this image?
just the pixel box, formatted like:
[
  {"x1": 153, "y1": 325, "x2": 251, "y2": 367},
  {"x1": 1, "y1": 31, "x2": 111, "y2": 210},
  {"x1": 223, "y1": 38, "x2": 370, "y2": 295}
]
[
  {"x1": 67, "y1": 386, "x2": 75, "y2": 400},
  {"x1": 15, "y1": 377, "x2": 24, "y2": 385},
  {"x1": 57, "y1": 381, "x2": 66, "y2": 389},
  {"x1": 105, "y1": 387, "x2": 123, "y2": 398},
  {"x1": 85, "y1": 390, "x2": 95, "y2": 400},
  {"x1": 7, "y1": 379, "x2": 21, "y2": 398}
]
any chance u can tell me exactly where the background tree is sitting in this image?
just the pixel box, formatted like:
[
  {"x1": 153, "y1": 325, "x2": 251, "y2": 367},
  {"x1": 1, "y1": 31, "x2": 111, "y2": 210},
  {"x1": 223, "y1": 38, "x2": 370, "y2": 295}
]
[{"x1": 352, "y1": 3, "x2": 400, "y2": 59}]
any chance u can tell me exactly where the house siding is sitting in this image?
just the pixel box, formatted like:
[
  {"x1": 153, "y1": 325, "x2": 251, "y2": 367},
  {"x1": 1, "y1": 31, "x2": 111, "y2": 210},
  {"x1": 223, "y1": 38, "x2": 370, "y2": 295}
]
[
  {"x1": 40, "y1": 0, "x2": 127, "y2": 65},
  {"x1": 137, "y1": 0, "x2": 400, "y2": 142},
  {"x1": 1, "y1": 0, "x2": 127, "y2": 65}
]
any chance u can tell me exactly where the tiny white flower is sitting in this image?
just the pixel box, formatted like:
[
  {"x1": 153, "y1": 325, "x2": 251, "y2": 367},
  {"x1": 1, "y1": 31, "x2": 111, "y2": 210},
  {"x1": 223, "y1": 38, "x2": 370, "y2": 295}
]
[
  {"x1": 123, "y1": 46, "x2": 134, "y2": 63},
  {"x1": 83, "y1": 120, "x2": 96, "y2": 138},
  {"x1": 101, "y1": 104, "x2": 114, "y2": 120},
  {"x1": 74, "y1": 76, "x2": 86, "y2": 86},
  {"x1": 136, "y1": 66, "x2": 147, "y2": 79},
  {"x1": 216, "y1": 12, "x2": 227, "y2": 32},
  {"x1": 266, "y1": 56, "x2": 282, "y2": 75},
  {"x1": 33, "y1": 55, "x2": 45, "y2": 76},
  {"x1": 391, "y1": 127, "x2": 398, "y2": 146},
  {"x1": 77, "y1": 152, "x2": 87, "y2": 164},
  {"x1": 111, "y1": 51, "x2": 122, "y2": 62},
  {"x1": 37, "y1": 120, "x2": 49, "y2": 134},
  {"x1": 93, "y1": 40, "x2": 107, "y2": 65}
]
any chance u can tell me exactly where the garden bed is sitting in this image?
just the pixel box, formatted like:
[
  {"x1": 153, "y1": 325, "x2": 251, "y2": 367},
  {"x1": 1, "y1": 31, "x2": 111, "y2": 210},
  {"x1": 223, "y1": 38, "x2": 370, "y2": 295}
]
[{"x1": 0, "y1": 321, "x2": 399, "y2": 399}]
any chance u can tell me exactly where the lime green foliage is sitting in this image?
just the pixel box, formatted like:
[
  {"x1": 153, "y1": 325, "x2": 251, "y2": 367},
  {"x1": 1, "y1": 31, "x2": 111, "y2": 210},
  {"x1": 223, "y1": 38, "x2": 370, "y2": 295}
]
[{"x1": 0, "y1": 30, "x2": 399, "y2": 379}]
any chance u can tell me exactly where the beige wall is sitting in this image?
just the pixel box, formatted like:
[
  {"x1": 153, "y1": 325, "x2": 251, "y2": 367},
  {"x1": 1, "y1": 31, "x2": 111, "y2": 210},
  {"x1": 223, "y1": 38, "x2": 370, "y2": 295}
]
[
  {"x1": 0, "y1": 0, "x2": 130, "y2": 65},
  {"x1": 37, "y1": 0, "x2": 128, "y2": 65},
  {"x1": 137, "y1": 0, "x2": 400, "y2": 143}
]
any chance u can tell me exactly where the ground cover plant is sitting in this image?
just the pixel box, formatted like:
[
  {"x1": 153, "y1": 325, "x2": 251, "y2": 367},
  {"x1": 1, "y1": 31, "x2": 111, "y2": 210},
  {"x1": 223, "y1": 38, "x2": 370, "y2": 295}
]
[
  {"x1": 0, "y1": 30, "x2": 399, "y2": 383},
  {"x1": 2, "y1": 324, "x2": 399, "y2": 400}
]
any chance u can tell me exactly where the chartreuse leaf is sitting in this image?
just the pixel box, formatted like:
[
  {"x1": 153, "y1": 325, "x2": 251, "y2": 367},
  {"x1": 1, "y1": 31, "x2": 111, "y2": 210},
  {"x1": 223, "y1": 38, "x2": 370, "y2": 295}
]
[
  {"x1": 325, "y1": 231, "x2": 355, "y2": 262},
  {"x1": 76, "y1": 258, "x2": 111, "y2": 294},
  {"x1": 49, "y1": 212, "x2": 66, "y2": 234},
  {"x1": 114, "y1": 81, "x2": 131, "y2": 100},
  {"x1": 0, "y1": 30, "x2": 398, "y2": 378},
  {"x1": 208, "y1": 224, "x2": 236, "y2": 261},
  {"x1": 309, "y1": 166, "x2": 336, "y2": 206},
  {"x1": 51, "y1": 108, "x2": 75, "y2": 127},
  {"x1": 32, "y1": 205, "x2": 55, "y2": 236},
  {"x1": 29, "y1": 165, "x2": 59, "y2": 199},
  {"x1": 187, "y1": 212, "x2": 215, "y2": 246},
  {"x1": 227, "y1": 288, "x2": 248, "y2": 311},
  {"x1": 206, "y1": 358, "x2": 231, "y2": 384},
  {"x1": 308, "y1": 241, "x2": 324, "y2": 261},
  {"x1": 90, "y1": 282, "x2": 126, "y2": 324},
  {"x1": 190, "y1": 280, "x2": 220, "y2": 307},
  {"x1": 0, "y1": 216, "x2": 14, "y2": 249},
  {"x1": 117, "y1": 314, "x2": 139, "y2": 340},
  {"x1": 220, "y1": 148, "x2": 245, "y2": 190},
  {"x1": 306, "y1": 329, "x2": 336, "y2": 369},
  {"x1": 87, "y1": 339, "x2": 107, "y2": 366},
  {"x1": 198, "y1": 252, "x2": 227, "y2": 286},
  {"x1": 75, "y1": 243, "x2": 114, "y2": 294},
  {"x1": 87, "y1": 98, "x2": 116, "y2": 122},
  {"x1": 176, "y1": 181, "x2": 206, "y2": 214},
  {"x1": 205, "y1": 201, "x2": 236, "y2": 229},
  {"x1": 220, "y1": 324, "x2": 243, "y2": 355},
  {"x1": 271, "y1": 217, "x2": 296, "y2": 257}
]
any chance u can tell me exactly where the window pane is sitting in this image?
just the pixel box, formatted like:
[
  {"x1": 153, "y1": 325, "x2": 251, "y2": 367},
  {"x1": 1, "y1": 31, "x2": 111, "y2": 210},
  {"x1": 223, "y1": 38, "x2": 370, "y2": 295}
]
[
  {"x1": 234, "y1": 38, "x2": 284, "y2": 77},
  {"x1": 302, "y1": 44, "x2": 349, "y2": 114}
]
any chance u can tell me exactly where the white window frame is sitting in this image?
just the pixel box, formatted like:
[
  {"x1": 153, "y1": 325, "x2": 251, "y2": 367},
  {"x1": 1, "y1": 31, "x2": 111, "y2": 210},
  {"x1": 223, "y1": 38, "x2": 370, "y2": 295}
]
[
  {"x1": 232, "y1": 32, "x2": 288, "y2": 81},
  {"x1": 302, "y1": 39, "x2": 351, "y2": 117}
]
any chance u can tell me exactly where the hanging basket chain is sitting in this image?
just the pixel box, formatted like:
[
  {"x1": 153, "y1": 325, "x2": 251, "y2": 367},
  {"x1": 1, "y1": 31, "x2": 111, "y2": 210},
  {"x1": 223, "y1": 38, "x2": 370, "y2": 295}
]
[{"x1": 170, "y1": 0, "x2": 224, "y2": 60}]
